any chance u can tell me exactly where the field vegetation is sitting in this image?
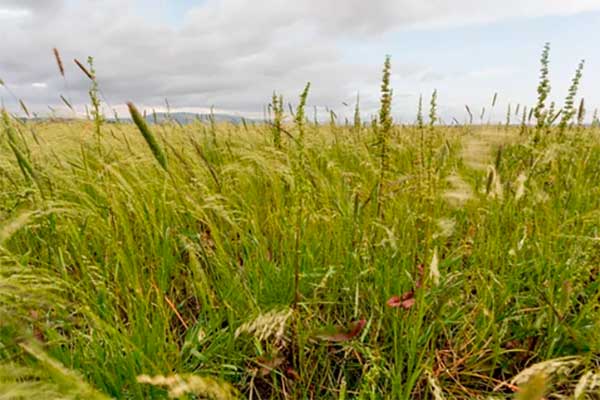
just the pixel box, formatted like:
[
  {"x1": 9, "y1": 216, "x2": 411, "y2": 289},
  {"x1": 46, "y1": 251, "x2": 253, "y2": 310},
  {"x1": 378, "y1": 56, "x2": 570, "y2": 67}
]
[{"x1": 0, "y1": 46, "x2": 599, "y2": 399}]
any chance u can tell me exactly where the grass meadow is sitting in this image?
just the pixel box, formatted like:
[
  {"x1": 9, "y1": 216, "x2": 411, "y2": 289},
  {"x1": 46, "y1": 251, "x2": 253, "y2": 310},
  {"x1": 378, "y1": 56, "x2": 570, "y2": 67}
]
[{"x1": 0, "y1": 48, "x2": 599, "y2": 399}]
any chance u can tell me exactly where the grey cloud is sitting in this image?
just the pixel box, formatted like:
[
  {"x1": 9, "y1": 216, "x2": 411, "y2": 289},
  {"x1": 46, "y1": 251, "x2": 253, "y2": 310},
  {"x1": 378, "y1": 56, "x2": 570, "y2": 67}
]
[
  {"x1": 303, "y1": 0, "x2": 600, "y2": 33},
  {"x1": 0, "y1": 0, "x2": 62, "y2": 12},
  {"x1": 1, "y1": 0, "x2": 379, "y2": 115},
  {"x1": 186, "y1": 0, "x2": 600, "y2": 36},
  {"x1": 0, "y1": 0, "x2": 64, "y2": 21},
  {"x1": 1, "y1": 0, "x2": 598, "y2": 119}
]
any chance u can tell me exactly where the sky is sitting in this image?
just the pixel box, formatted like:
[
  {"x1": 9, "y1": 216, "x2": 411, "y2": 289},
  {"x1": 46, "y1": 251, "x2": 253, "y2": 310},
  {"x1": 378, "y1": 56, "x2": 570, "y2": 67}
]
[{"x1": 1, "y1": 0, "x2": 600, "y2": 122}]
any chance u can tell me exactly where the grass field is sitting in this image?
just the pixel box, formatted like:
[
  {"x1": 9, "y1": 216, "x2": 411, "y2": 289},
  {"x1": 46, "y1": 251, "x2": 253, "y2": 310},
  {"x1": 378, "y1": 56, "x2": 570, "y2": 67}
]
[{"x1": 1, "y1": 54, "x2": 600, "y2": 399}]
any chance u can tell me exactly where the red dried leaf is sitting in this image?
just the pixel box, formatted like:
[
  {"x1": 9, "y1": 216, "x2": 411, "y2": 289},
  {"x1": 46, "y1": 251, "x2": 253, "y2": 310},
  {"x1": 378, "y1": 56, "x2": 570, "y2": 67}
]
[
  {"x1": 386, "y1": 295, "x2": 401, "y2": 307},
  {"x1": 386, "y1": 290, "x2": 416, "y2": 309},
  {"x1": 316, "y1": 319, "x2": 366, "y2": 342},
  {"x1": 387, "y1": 262, "x2": 424, "y2": 310},
  {"x1": 400, "y1": 297, "x2": 416, "y2": 309}
]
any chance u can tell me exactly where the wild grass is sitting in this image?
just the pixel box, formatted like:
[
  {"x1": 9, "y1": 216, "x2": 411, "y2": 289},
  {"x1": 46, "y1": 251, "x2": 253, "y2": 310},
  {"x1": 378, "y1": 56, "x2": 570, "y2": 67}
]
[{"x1": 0, "y1": 47, "x2": 599, "y2": 399}]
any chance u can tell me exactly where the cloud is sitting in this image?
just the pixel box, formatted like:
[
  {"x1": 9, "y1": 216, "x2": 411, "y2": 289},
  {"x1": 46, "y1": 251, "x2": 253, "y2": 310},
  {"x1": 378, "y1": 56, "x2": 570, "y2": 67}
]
[
  {"x1": 0, "y1": 9, "x2": 30, "y2": 20},
  {"x1": 182, "y1": 0, "x2": 600, "y2": 35},
  {"x1": 0, "y1": 0, "x2": 599, "y2": 120},
  {"x1": 0, "y1": 0, "x2": 63, "y2": 19}
]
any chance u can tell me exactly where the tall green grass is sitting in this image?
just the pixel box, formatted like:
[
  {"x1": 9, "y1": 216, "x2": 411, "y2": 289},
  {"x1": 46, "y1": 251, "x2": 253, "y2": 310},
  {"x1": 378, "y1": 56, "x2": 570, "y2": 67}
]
[{"x1": 0, "y1": 47, "x2": 599, "y2": 399}]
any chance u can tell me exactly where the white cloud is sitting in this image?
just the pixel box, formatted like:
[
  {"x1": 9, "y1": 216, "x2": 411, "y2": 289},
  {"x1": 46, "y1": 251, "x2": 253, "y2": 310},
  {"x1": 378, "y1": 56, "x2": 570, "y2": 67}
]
[{"x1": 0, "y1": 8, "x2": 30, "y2": 19}]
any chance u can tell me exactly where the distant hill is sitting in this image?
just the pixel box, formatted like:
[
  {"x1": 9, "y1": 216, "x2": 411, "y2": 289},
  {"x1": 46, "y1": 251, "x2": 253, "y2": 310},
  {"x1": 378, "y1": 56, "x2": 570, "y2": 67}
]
[
  {"x1": 20, "y1": 112, "x2": 260, "y2": 125},
  {"x1": 138, "y1": 112, "x2": 258, "y2": 125}
]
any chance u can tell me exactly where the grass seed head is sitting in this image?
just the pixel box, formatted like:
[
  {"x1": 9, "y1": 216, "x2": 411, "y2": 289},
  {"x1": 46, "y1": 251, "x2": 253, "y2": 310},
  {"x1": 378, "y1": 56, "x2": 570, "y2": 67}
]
[
  {"x1": 127, "y1": 101, "x2": 168, "y2": 171},
  {"x1": 53, "y1": 48, "x2": 65, "y2": 77}
]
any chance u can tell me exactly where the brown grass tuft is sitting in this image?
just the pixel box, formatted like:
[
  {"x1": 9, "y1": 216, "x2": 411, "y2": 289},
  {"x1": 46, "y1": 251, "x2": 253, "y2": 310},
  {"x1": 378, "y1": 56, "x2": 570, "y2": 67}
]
[
  {"x1": 73, "y1": 58, "x2": 94, "y2": 80},
  {"x1": 53, "y1": 48, "x2": 65, "y2": 77}
]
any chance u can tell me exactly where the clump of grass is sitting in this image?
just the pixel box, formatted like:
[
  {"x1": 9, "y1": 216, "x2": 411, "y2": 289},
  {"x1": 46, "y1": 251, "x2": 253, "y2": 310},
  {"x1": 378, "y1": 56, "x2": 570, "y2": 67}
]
[
  {"x1": 87, "y1": 57, "x2": 104, "y2": 140},
  {"x1": 546, "y1": 101, "x2": 561, "y2": 126},
  {"x1": 17, "y1": 342, "x2": 112, "y2": 400},
  {"x1": 375, "y1": 55, "x2": 393, "y2": 216},
  {"x1": 417, "y1": 95, "x2": 426, "y2": 172},
  {"x1": 271, "y1": 91, "x2": 284, "y2": 148},
  {"x1": 592, "y1": 108, "x2": 599, "y2": 128},
  {"x1": 295, "y1": 82, "x2": 311, "y2": 145},
  {"x1": 74, "y1": 56, "x2": 104, "y2": 147},
  {"x1": 519, "y1": 105, "x2": 529, "y2": 135},
  {"x1": 0, "y1": 43, "x2": 598, "y2": 400},
  {"x1": 558, "y1": 59, "x2": 585, "y2": 135},
  {"x1": 577, "y1": 97, "x2": 586, "y2": 127},
  {"x1": 353, "y1": 92, "x2": 362, "y2": 134},
  {"x1": 1, "y1": 109, "x2": 35, "y2": 184},
  {"x1": 533, "y1": 42, "x2": 552, "y2": 141},
  {"x1": 137, "y1": 374, "x2": 239, "y2": 399},
  {"x1": 235, "y1": 308, "x2": 292, "y2": 343},
  {"x1": 127, "y1": 101, "x2": 168, "y2": 170},
  {"x1": 426, "y1": 89, "x2": 438, "y2": 189}
]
